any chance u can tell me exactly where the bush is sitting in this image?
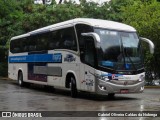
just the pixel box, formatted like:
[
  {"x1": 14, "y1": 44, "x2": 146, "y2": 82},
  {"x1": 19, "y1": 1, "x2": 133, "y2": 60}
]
[{"x1": 0, "y1": 62, "x2": 8, "y2": 77}]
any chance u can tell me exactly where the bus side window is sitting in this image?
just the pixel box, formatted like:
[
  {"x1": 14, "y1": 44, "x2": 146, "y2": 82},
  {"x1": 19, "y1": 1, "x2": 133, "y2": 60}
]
[
  {"x1": 59, "y1": 27, "x2": 77, "y2": 51},
  {"x1": 49, "y1": 31, "x2": 60, "y2": 49},
  {"x1": 21, "y1": 38, "x2": 28, "y2": 52},
  {"x1": 63, "y1": 35, "x2": 73, "y2": 48},
  {"x1": 27, "y1": 36, "x2": 36, "y2": 52},
  {"x1": 10, "y1": 40, "x2": 21, "y2": 53},
  {"x1": 24, "y1": 46, "x2": 28, "y2": 52},
  {"x1": 34, "y1": 32, "x2": 49, "y2": 51}
]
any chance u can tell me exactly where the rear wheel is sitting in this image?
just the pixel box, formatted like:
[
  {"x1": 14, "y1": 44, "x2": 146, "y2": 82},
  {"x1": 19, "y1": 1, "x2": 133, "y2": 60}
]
[
  {"x1": 70, "y1": 77, "x2": 77, "y2": 98},
  {"x1": 18, "y1": 72, "x2": 24, "y2": 87}
]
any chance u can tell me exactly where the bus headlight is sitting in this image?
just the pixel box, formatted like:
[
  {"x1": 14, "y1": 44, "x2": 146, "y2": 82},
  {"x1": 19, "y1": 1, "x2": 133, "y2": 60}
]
[
  {"x1": 139, "y1": 75, "x2": 145, "y2": 82},
  {"x1": 96, "y1": 74, "x2": 109, "y2": 82}
]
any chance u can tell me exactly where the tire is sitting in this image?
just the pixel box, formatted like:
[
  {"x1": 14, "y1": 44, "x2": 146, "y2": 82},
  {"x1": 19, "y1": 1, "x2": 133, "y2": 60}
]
[
  {"x1": 70, "y1": 77, "x2": 77, "y2": 98},
  {"x1": 18, "y1": 72, "x2": 24, "y2": 87},
  {"x1": 108, "y1": 93, "x2": 115, "y2": 98}
]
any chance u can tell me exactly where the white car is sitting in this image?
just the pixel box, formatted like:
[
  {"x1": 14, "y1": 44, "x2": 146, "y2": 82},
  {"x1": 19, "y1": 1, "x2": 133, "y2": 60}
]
[
  {"x1": 34, "y1": 0, "x2": 43, "y2": 4},
  {"x1": 153, "y1": 80, "x2": 160, "y2": 86},
  {"x1": 45, "y1": 0, "x2": 52, "y2": 4}
]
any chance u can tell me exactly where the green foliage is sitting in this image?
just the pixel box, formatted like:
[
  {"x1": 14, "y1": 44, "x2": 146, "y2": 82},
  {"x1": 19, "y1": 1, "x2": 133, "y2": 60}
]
[
  {"x1": 0, "y1": 0, "x2": 160, "y2": 79},
  {"x1": 122, "y1": 0, "x2": 160, "y2": 80},
  {"x1": 0, "y1": 62, "x2": 7, "y2": 77},
  {"x1": 107, "y1": 0, "x2": 135, "y2": 21}
]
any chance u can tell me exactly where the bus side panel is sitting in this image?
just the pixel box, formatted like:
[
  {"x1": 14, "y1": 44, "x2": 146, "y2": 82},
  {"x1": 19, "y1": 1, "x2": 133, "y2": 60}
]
[
  {"x1": 8, "y1": 63, "x2": 16, "y2": 80},
  {"x1": 47, "y1": 63, "x2": 62, "y2": 87},
  {"x1": 8, "y1": 63, "x2": 28, "y2": 82},
  {"x1": 8, "y1": 52, "x2": 28, "y2": 81},
  {"x1": 46, "y1": 51, "x2": 81, "y2": 89}
]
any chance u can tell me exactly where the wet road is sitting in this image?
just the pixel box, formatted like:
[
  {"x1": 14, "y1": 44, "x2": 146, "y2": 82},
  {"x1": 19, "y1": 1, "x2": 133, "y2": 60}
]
[{"x1": 0, "y1": 79, "x2": 160, "y2": 120}]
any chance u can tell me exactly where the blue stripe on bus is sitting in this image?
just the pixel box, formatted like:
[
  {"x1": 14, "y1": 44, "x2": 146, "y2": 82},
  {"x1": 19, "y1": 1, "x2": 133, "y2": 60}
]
[{"x1": 9, "y1": 53, "x2": 62, "y2": 63}]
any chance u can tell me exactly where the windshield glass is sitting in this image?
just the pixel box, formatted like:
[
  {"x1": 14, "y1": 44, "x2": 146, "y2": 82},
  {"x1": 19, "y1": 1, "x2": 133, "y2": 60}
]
[{"x1": 94, "y1": 28, "x2": 143, "y2": 71}]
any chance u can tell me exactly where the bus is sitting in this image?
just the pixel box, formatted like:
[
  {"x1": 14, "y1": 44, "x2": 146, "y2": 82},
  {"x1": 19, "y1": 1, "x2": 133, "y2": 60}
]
[{"x1": 8, "y1": 18, "x2": 154, "y2": 98}]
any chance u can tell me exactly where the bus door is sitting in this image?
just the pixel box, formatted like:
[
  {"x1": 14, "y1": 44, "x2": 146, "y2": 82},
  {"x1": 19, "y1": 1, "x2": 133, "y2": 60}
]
[{"x1": 80, "y1": 37, "x2": 96, "y2": 92}]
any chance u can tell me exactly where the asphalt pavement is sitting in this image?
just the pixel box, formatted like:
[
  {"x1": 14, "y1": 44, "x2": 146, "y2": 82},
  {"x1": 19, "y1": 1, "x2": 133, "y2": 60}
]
[{"x1": 0, "y1": 78, "x2": 160, "y2": 120}]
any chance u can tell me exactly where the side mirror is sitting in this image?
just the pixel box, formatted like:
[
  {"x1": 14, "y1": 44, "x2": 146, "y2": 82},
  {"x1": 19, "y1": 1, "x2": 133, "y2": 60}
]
[
  {"x1": 140, "y1": 37, "x2": 154, "y2": 54},
  {"x1": 81, "y1": 32, "x2": 100, "y2": 48}
]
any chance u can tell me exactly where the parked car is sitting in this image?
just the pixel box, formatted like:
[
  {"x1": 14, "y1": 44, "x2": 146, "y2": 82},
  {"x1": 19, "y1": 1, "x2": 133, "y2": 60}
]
[
  {"x1": 145, "y1": 79, "x2": 160, "y2": 86},
  {"x1": 34, "y1": 0, "x2": 43, "y2": 4},
  {"x1": 153, "y1": 80, "x2": 160, "y2": 86}
]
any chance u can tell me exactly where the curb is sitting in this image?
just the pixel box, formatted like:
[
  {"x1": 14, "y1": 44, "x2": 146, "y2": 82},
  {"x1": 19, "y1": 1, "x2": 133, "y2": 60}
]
[
  {"x1": 144, "y1": 86, "x2": 160, "y2": 89},
  {"x1": 0, "y1": 77, "x2": 10, "y2": 80}
]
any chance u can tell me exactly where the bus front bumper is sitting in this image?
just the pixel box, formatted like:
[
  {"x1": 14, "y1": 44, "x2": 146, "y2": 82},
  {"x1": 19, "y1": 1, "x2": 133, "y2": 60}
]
[{"x1": 96, "y1": 79, "x2": 145, "y2": 95}]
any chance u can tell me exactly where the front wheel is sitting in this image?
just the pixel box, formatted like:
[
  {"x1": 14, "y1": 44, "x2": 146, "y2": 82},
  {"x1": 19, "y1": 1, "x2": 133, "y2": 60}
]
[
  {"x1": 108, "y1": 93, "x2": 115, "y2": 99},
  {"x1": 70, "y1": 77, "x2": 77, "y2": 98}
]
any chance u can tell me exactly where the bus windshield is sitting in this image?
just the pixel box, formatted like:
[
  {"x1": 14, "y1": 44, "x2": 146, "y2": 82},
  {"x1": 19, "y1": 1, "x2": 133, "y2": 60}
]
[{"x1": 94, "y1": 28, "x2": 143, "y2": 71}]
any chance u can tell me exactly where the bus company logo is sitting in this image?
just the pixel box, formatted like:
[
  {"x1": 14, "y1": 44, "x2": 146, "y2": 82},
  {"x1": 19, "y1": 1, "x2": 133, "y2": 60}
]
[
  {"x1": 64, "y1": 54, "x2": 76, "y2": 62},
  {"x1": 124, "y1": 81, "x2": 128, "y2": 85},
  {"x1": 10, "y1": 56, "x2": 27, "y2": 62},
  {"x1": 111, "y1": 74, "x2": 116, "y2": 80}
]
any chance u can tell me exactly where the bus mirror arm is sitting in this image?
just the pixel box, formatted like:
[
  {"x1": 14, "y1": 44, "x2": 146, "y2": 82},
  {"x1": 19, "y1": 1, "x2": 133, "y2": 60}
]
[
  {"x1": 140, "y1": 37, "x2": 155, "y2": 54},
  {"x1": 81, "y1": 32, "x2": 101, "y2": 48}
]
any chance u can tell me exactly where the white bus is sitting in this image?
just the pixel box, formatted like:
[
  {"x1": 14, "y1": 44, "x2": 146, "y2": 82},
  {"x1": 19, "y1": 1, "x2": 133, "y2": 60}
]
[{"x1": 8, "y1": 18, "x2": 154, "y2": 98}]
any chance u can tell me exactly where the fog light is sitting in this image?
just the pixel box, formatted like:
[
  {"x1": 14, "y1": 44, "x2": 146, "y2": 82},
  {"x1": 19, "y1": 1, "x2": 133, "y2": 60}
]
[{"x1": 99, "y1": 85, "x2": 106, "y2": 91}]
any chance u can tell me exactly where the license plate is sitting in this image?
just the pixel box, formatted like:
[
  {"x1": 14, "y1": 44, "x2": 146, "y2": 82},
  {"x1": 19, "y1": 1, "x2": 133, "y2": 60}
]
[{"x1": 120, "y1": 89, "x2": 129, "y2": 93}]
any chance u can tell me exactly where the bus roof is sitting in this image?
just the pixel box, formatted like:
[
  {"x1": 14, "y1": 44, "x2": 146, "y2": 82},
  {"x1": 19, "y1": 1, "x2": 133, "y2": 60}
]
[{"x1": 11, "y1": 18, "x2": 136, "y2": 40}]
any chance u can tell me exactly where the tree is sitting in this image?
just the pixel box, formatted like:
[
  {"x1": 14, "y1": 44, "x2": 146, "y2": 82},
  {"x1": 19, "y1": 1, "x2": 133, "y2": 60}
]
[
  {"x1": 0, "y1": 0, "x2": 21, "y2": 76},
  {"x1": 106, "y1": 0, "x2": 135, "y2": 21},
  {"x1": 122, "y1": 0, "x2": 160, "y2": 80},
  {"x1": 0, "y1": 0, "x2": 160, "y2": 79}
]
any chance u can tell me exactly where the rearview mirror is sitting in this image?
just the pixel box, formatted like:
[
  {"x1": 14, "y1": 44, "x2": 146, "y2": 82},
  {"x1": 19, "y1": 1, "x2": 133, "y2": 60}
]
[{"x1": 140, "y1": 37, "x2": 154, "y2": 54}]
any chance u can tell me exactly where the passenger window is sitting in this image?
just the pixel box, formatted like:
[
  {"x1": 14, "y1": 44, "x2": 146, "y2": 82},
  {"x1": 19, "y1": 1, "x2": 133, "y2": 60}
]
[
  {"x1": 21, "y1": 38, "x2": 28, "y2": 52},
  {"x1": 28, "y1": 36, "x2": 37, "y2": 52},
  {"x1": 36, "y1": 32, "x2": 49, "y2": 51},
  {"x1": 10, "y1": 39, "x2": 21, "y2": 53},
  {"x1": 49, "y1": 31, "x2": 60, "y2": 49},
  {"x1": 10, "y1": 27, "x2": 78, "y2": 53},
  {"x1": 59, "y1": 27, "x2": 77, "y2": 51},
  {"x1": 49, "y1": 27, "x2": 77, "y2": 51}
]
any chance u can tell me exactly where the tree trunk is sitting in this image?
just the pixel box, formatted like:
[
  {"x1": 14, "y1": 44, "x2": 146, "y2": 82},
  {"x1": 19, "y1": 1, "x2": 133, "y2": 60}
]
[
  {"x1": 42, "y1": 0, "x2": 45, "y2": 4},
  {"x1": 59, "y1": 0, "x2": 63, "y2": 4}
]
